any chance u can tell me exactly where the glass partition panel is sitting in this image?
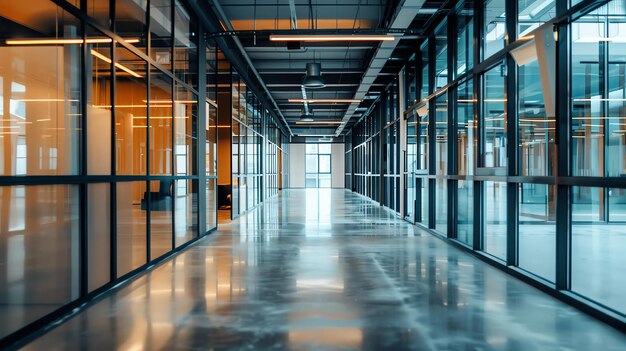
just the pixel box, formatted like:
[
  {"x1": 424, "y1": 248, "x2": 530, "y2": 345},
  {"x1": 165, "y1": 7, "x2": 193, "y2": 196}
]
[
  {"x1": 483, "y1": 181, "x2": 507, "y2": 260},
  {"x1": 149, "y1": 179, "x2": 173, "y2": 259},
  {"x1": 175, "y1": 179, "x2": 197, "y2": 247},
  {"x1": 117, "y1": 181, "x2": 147, "y2": 276},
  {"x1": 457, "y1": 1, "x2": 474, "y2": 76},
  {"x1": 572, "y1": 186, "x2": 626, "y2": 314},
  {"x1": 518, "y1": 0, "x2": 556, "y2": 38},
  {"x1": 149, "y1": 67, "x2": 173, "y2": 176},
  {"x1": 484, "y1": 0, "x2": 506, "y2": 59},
  {"x1": 482, "y1": 62, "x2": 507, "y2": 168},
  {"x1": 0, "y1": 1, "x2": 82, "y2": 176},
  {"x1": 149, "y1": 0, "x2": 173, "y2": 70},
  {"x1": 0, "y1": 185, "x2": 79, "y2": 339},
  {"x1": 115, "y1": 46, "x2": 148, "y2": 175},
  {"x1": 518, "y1": 183, "x2": 556, "y2": 281},
  {"x1": 88, "y1": 183, "x2": 111, "y2": 292}
]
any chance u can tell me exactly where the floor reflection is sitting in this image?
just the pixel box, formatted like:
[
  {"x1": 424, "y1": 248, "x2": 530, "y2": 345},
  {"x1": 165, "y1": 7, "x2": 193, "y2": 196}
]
[{"x1": 22, "y1": 189, "x2": 626, "y2": 350}]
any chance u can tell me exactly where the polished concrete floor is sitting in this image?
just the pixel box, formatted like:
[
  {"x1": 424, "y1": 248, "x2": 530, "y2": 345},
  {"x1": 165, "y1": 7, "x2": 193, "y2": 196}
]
[{"x1": 22, "y1": 189, "x2": 626, "y2": 350}]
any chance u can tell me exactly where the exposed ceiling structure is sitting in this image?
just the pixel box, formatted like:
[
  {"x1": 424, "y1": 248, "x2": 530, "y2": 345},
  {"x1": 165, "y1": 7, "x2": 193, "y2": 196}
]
[{"x1": 209, "y1": 0, "x2": 450, "y2": 138}]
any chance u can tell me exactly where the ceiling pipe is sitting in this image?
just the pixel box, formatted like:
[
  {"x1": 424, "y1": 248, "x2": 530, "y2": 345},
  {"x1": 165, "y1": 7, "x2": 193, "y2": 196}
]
[
  {"x1": 334, "y1": 0, "x2": 427, "y2": 136},
  {"x1": 208, "y1": 0, "x2": 294, "y2": 136}
]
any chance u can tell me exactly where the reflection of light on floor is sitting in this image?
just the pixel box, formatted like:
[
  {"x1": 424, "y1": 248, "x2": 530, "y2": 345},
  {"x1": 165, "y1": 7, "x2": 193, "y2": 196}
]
[
  {"x1": 288, "y1": 327, "x2": 362, "y2": 347},
  {"x1": 296, "y1": 278, "x2": 344, "y2": 291}
]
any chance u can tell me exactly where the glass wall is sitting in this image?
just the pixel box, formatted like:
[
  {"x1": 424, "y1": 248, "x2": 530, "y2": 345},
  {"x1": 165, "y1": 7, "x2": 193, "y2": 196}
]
[
  {"x1": 348, "y1": 0, "x2": 626, "y2": 325},
  {"x1": 0, "y1": 0, "x2": 230, "y2": 343}
]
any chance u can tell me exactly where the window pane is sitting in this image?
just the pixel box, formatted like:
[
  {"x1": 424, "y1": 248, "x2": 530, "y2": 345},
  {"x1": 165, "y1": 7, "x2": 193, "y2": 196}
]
[
  {"x1": 484, "y1": 0, "x2": 506, "y2": 59},
  {"x1": 419, "y1": 178, "x2": 429, "y2": 224},
  {"x1": 515, "y1": 31, "x2": 556, "y2": 176},
  {"x1": 319, "y1": 155, "x2": 331, "y2": 173},
  {"x1": 117, "y1": 181, "x2": 147, "y2": 276},
  {"x1": 174, "y1": 0, "x2": 198, "y2": 89},
  {"x1": 306, "y1": 155, "x2": 318, "y2": 173},
  {"x1": 87, "y1": 28, "x2": 113, "y2": 175},
  {"x1": 572, "y1": 186, "x2": 626, "y2": 314},
  {"x1": 175, "y1": 179, "x2": 197, "y2": 247},
  {"x1": 457, "y1": 180, "x2": 473, "y2": 245},
  {"x1": 457, "y1": 1, "x2": 474, "y2": 75},
  {"x1": 571, "y1": 8, "x2": 603, "y2": 176},
  {"x1": 483, "y1": 181, "x2": 507, "y2": 260},
  {"x1": 175, "y1": 85, "x2": 197, "y2": 176},
  {"x1": 150, "y1": 180, "x2": 173, "y2": 259},
  {"x1": 0, "y1": 2, "x2": 82, "y2": 176},
  {"x1": 319, "y1": 143, "x2": 331, "y2": 154},
  {"x1": 420, "y1": 41, "x2": 430, "y2": 100},
  {"x1": 518, "y1": 183, "x2": 556, "y2": 281},
  {"x1": 518, "y1": 0, "x2": 556, "y2": 37},
  {"x1": 206, "y1": 178, "x2": 217, "y2": 231},
  {"x1": 150, "y1": 68, "x2": 173, "y2": 176},
  {"x1": 0, "y1": 185, "x2": 79, "y2": 339},
  {"x1": 436, "y1": 179, "x2": 447, "y2": 234},
  {"x1": 115, "y1": 0, "x2": 148, "y2": 54},
  {"x1": 457, "y1": 80, "x2": 475, "y2": 175},
  {"x1": 435, "y1": 94, "x2": 448, "y2": 175},
  {"x1": 306, "y1": 144, "x2": 318, "y2": 154},
  {"x1": 483, "y1": 62, "x2": 507, "y2": 168},
  {"x1": 435, "y1": 22, "x2": 448, "y2": 90},
  {"x1": 418, "y1": 110, "x2": 429, "y2": 170},
  {"x1": 88, "y1": 183, "x2": 111, "y2": 292},
  {"x1": 115, "y1": 46, "x2": 147, "y2": 175},
  {"x1": 149, "y1": 0, "x2": 173, "y2": 70}
]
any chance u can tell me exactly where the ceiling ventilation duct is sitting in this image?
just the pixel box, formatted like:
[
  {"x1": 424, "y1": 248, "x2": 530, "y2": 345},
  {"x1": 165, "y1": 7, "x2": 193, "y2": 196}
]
[
  {"x1": 300, "y1": 107, "x2": 314, "y2": 122},
  {"x1": 302, "y1": 63, "x2": 326, "y2": 89}
]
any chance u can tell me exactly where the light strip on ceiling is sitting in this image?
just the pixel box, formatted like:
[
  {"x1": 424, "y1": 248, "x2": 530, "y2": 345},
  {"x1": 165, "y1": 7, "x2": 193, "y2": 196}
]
[
  {"x1": 91, "y1": 49, "x2": 142, "y2": 78},
  {"x1": 6, "y1": 38, "x2": 140, "y2": 45},
  {"x1": 288, "y1": 98, "x2": 360, "y2": 104},
  {"x1": 295, "y1": 121, "x2": 343, "y2": 125},
  {"x1": 270, "y1": 35, "x2": 395, "y2": 42},
  {"x1": 296, "y1": 134, "x2": 335, "y2": 137}
]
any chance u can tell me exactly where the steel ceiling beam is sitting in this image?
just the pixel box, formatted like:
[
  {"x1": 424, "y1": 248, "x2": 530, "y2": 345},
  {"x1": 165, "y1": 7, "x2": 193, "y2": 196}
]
[
  {"x1": 206, "y1": 0, "x2": 294, "y2": 136},
  {"x1": 334, "y1": 0, "x2": 427, "y2": 136}
]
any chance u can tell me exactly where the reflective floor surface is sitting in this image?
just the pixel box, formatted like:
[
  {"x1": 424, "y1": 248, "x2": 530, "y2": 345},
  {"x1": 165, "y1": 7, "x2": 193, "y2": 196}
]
[{"x1": 21, "y1": 189, "x2": 626, "y2": 350}]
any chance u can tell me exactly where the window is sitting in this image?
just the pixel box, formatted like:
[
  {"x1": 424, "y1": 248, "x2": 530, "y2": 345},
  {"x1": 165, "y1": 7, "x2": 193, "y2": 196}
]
[
  {"x1": 484, "y1": 0, "x2": 506, "y2": 59},
  {"x1": 518, "y1": 0, "x2": 556, "y2": 38},
  {"x1": 482, "y1": 62, "x2": 507, "y2": 168},
  {"x1": 457, "y1": 1, "x2": 474, "y2": 76},
  {"x1": 306, "y1": 144, "x2": 332, "y2": 188}
]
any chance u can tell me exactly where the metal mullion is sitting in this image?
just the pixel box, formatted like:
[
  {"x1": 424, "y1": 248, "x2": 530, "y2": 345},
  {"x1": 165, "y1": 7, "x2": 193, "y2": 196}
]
[
  {"x1": 79, "y1": 0, "x2": 89, "y2": 297},
  {"x1": 146, "y1": 2, "x2": 152, "y2": 264},
  {"x1": 170, "y1": 0, "x2": 176, "y2": 251},
  {"x1": 600, "y1": 16, "x2": 609, "y2": 222},
  {"x1": 473, "y1": 0, "x2": 484, "y2": 250},
  {"x1": 555, "y1": 1, "x2": 571, "y2": 290},
  {"x1": 197, "y1": 32, "x2": 207, "y2": 235},
  {"x1": 109, "y1": 0, "x2": 118, "y2": 281},
  {"x1": 505, "y1": 0, "x2": 519, "y2": 267}
]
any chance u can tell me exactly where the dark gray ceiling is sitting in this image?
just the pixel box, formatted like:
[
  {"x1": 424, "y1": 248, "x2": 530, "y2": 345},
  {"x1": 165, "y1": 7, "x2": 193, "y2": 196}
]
[{"x1": 212, "y1": 0, "x2": 450, "y2": 137}]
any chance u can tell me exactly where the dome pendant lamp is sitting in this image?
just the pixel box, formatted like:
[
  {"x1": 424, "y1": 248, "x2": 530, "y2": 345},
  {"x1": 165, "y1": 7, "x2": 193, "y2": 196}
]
[{"x1": 302, "y1": 63, "x2": 326, "y2": 89}]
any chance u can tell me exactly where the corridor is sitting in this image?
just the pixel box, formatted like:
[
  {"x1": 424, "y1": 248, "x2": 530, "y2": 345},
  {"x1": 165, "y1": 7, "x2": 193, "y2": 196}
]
[{"x1": 21, "y1": 189, "x2": 626, "y2": 350}]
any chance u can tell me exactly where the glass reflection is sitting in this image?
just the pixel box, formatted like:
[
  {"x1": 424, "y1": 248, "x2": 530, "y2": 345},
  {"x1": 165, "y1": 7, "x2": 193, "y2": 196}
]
[
  {"x1": 0, "y1": 1, "x2": 82, "y2": 176},
  {"x1": 518, "y1": 183, "x2": 555, "y2": 281},
  {"x1": 482, "y1": 62, "x2": 507, "y2": 168},
  {"x1": 572, "y1": 186, "x2": 626, "y2": 314},
  {"x1": 0, "y1": 185, "x2": 80, "y2": 339},
  {"x1": 483, "y1": 181, "x2": 507, "y2": 260},
  {"x1": 484, "y1": 0, "x2": 506, "y2": 59},
  {"x1": 117, "y1": 181, "x2": 147, "y2": 277},
  {"x1": 115, "y1": 46, "x2": 148, "y2": 175}
]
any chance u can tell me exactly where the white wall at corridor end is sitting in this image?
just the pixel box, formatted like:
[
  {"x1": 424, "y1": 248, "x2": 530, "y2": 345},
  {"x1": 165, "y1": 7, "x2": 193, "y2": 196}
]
[{"x1": 288, "y1": 143, "x2": 345, "y2": 188}]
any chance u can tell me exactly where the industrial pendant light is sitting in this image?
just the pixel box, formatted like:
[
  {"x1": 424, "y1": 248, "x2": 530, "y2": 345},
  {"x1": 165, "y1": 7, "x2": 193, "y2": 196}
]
[
  {"x1": 300, "y1": 107, "x2": 314, "y2": 122},
  {"x1": 302, "y1": 63, "x2": 326, "y2": 89}
]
